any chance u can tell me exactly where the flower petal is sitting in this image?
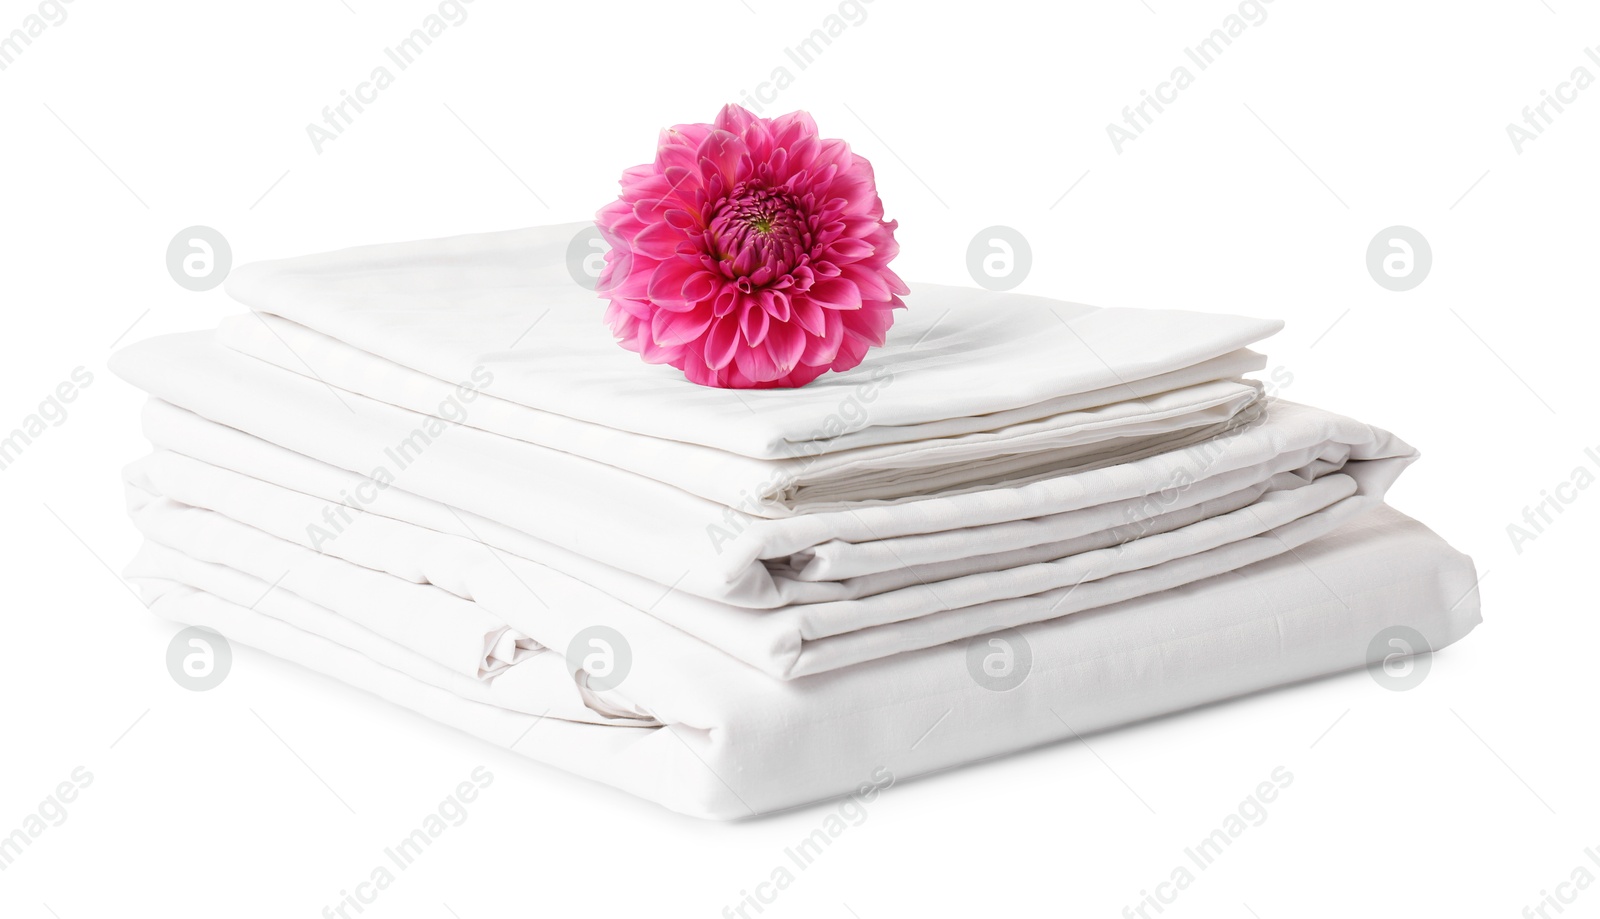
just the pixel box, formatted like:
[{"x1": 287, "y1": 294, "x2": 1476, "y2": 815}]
[
  {"x1": 663, "y1": 208, "x2": 698, "y2": 230},
  {"x1": 632, "y1": 221, "x2": 685, "y2": 259},
  {"x1": 652, "y1": 304, "x2": 713, "y2": 347},
  {"x1": 840, "y1": 263, "x2": 891, "y2": 302},
  {"x1": 791, "y1": 296, "x2": 826, "y2": 335},
  {"x1": 680, "y1": 270, "x2": 719, "y2": 303},
  {"x1": 647, "y1": 257, "x2": 698, "y2": 306},
  {"x1": 800, "y1": 309, "x2": 844, "y2": 365},
  {"x1": 739, "y1": 299, "x2": 770, "y2": 346},
  {"x1": 697, "y1": 129, "x2": 751, "y2": 188},
  {"x1": 807, "y1": 277, "x2": 862, "y2": 310},
  {"x1": 734, "y1": 335, "x2": 779, "y2": 383},
  {"x1": 704, "y1": 316, "x2": 742, "y2": 370},
  {"x1": 715, "y1": 103, "x2": 758, "y2": 135},
  {"x1": 766, "y1": 320, "x2": 806, "y2": 374},
  {"x1": 827, "y1": 237, "x2": 875, "y2": 262},
  {"x1": 760, "y1": 288, "x2": 791, "y2": 323}
]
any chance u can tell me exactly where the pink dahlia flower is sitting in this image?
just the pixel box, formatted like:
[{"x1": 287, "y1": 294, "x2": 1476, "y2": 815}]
[{"x1": 596, "y1": 104, "x2": 908, "y2": 389}]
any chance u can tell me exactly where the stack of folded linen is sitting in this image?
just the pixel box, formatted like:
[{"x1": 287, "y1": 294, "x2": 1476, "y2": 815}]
[{"x1": 111, "y1": 223, "x2": 1481, "y2": 819}]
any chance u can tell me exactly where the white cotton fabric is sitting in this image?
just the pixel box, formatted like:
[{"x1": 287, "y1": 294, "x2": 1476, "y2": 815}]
[
  {"x1": 104, "y1": 223, "x2": 1484, "y2": 818},
  {"x1": 219, "y1": 223, "x2": 1283, "y2": 461},
  {"x1": 216, "y1": 312, "x2": 1271, "y2": 515},
  {"x1": 110, "y1": 332, "x2": 1419, "y2": 677},
  {"x1": 124, "y1": 499, "x2": 1482, "y2": 820}
]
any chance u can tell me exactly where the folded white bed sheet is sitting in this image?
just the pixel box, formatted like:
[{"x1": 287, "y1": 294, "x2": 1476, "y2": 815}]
[
  {"x1": 109, "y1": 224, "x2": 1483, "y2": 819},
  {"x1": 112, "y1": 377, "x2": 1414, "y2": 682},
  {"x1": 220, "y1": 223, "x2": 1284, "y2": 465},
  {"x1": 109, "y1": 334, "x2": 1416, "y2": 645},
  {"x1": 124, "y1": 501, "x2": 1482, "y2": 820},
  {"x1": 218, "y1": 311, "x2": 1270, "y2": 515}
]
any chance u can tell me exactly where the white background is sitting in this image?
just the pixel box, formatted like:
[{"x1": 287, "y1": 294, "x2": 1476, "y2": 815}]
[{"x1": 2, "y1": 1, "x2": 1596, "y2": 916}]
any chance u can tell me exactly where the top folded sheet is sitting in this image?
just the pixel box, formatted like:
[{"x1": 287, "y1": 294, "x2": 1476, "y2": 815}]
[{"x1": 223, "y1": 223, "x2": 1284, "y2": 459}]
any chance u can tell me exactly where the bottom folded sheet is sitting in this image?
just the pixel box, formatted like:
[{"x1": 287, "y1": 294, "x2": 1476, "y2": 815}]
[{"x1": 124, "y1": 501, "x2": 1481, "y2": 820}]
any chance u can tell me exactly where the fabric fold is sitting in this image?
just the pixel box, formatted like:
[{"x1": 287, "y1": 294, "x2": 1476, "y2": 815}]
[
  {"x1": 217, "y1": 311, "x2": 1272, "y2": 514},
  {"x1": 109, "y1": 334, "x2": 1416, "y2": 627},
  {"x1": 103, "y1": 221, "x2": 1482, "y2": 819},
  {"x1": 126, "y1": 503, "x2": 1481, "y2": 819},
  {"x1": 220, "y1": 223, "x2": 1284, "y2": 458}
]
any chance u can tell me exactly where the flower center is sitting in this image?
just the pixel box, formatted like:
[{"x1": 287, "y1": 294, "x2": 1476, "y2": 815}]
[{"x1": 709, "y1": 183, "x2": 810, "y2": 279}]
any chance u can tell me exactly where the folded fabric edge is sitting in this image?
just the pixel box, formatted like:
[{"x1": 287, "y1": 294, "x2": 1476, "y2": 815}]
[{"x1": 123, "y1": 506, "x2": 1482, "y2": 820}]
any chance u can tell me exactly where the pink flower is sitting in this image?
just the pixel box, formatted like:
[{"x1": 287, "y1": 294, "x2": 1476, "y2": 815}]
[{"x1": 596, "y1": 104, "x2": 908, "y2": 389}]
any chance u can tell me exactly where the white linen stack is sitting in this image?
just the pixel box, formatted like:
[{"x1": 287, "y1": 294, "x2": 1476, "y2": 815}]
[{"x1": 111, "y1": 223, "x2": 1482, "y2": 818}]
